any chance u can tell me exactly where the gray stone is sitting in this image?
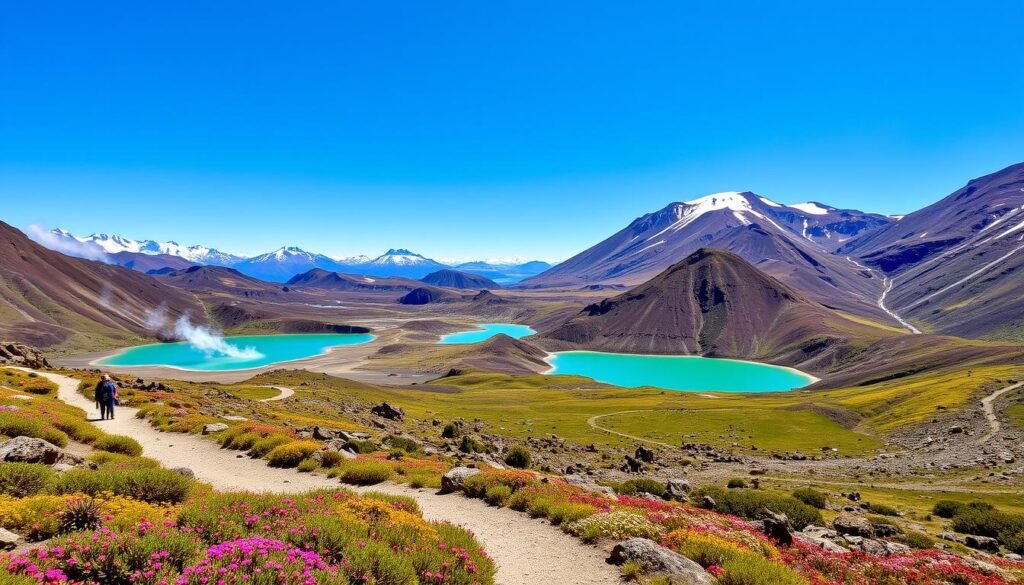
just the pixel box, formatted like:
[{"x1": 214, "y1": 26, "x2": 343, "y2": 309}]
[
  {"x1": 607, "y1": 538, "x2": 713, "y2": 585},
  {"x1": 759, "y1": 510, "x2": 794, "y2": 546},
  {"x1": 371, "y1": 402, "x2": 404, "y2": 421},
  {"x1": 441, "y1": 466, "x2": 480, "y2": 493},
  {"x1": 173, "y1": 467, "x2": 196, "y2": 478},
  {"x1": 833, "y1": 513, "x2": 874, "y2": 537},
  {"x1": 965, "y1": 534, "x2": 1000, "y2": 553},
  {"x1": 202, "y1": 423, "x2": 229, "y2": 435},
  {"x1": 665, "y1": 478, "x2": 692, "y2": 501},
  {"x1": 0, "y1": 436, "x2": 84, "y2": 466},
  {"x1": 0, "y1": 528, "x2": 22, "y2": 550}
]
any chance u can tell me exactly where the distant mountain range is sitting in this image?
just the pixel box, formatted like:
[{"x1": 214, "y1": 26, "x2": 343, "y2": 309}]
[{"x1": 41, "y1": 231, "x2": 552, "y2": 283}]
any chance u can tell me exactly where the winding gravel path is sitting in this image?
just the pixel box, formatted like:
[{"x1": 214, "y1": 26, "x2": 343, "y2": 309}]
[
  {"x1": 37, "y1": 369, "x2": 619, "y2": 585},
  {"x1": 978, "y1": 381, "x2": 1024, "y2": 444},
  {"x1": 259, "y1": 385, "x2": 295, "y2": 402},
  {"x1": 587, "y1": 410, "x2": 676, "y2": 448}
]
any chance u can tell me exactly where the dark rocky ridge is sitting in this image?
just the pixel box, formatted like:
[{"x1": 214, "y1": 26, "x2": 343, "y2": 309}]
[{"x1": 421, "y1": 269, "x2": 500, "y2": 290}]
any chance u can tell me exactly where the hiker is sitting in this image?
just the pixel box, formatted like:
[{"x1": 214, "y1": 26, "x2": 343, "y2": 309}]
[{"x1": 94, "y1": 374, "x2": 117, "y2": 420}]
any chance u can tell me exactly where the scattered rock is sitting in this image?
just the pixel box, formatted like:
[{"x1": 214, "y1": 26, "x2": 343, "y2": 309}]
[
  {"x1": 833, "y1": 513, "x2": 874, "y2": 538},
  {"x1": 634, "y1": 445, "x2": 656, "y2": 463},
  {"x1": 440, "y1": 466, "x2": 480, "y2": 493},
  {"x1": 607, "y1": 538, "x2": 713, "y2": 585},
  {"x1": 172, "y1": 467, "x2": 196, "y2": 479},
  {"x1": 0, "y1": 436, "x2": 84, "y2": 466},
  {"x1": 371, "y1": 402, "x2": 405, "y2": 421},
  {"x1": 202, "y1": 423, "x2": 229, "y2": 435},
  {"x1": 665, "y1": 478, "x2": 692, "y2": 501}
]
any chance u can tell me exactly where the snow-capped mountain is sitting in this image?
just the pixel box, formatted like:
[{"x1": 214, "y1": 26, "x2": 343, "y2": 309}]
[
  {"x1": 233, "y1": 246, "x2": 344, "y2": 282},
  {"x1": 48, "y1": 229, "x2": 244, "y2": 266},
  {"x1": 523, "y1": 191, "x2": 893, "y2": 319},
  {"x1": 333, "y1": 249, "x2": 448, "y2": 279}
]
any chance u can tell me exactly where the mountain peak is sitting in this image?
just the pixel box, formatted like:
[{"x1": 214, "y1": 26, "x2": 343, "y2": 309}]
[{"x1": 383, "y1": 248, "x2": 421, "y2": 257}]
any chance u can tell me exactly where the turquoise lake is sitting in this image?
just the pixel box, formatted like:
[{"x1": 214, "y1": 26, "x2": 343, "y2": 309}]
[
  {"x1": 437, "y1": 323, "x2": 536, "y2": 344},
  {"x1": 99, "y1": 333, "x2": 375, "y2": 371},
  {"x1": 544, "y1": 351, "x2": 815, "y2": 392}
]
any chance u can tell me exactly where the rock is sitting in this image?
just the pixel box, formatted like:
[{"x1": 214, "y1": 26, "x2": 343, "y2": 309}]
[
  {"x1": 0, "y1": 528, "x2": 22, "y2": 550},
  {"x1": 313, "y1": 426, "x2": 344, "y2": 440},
  {"x1": 960, "y1": 556, "x2": 1001, "y2": 575},
  {"x1": 51, "y1": 463, "x2": 75, "y2": 473},
  {"x1": 873, "y1": 523, "x2": 901, "y2": 537},
  {"x1": 371, "y1": 402, "x2": 405, "y2": 421},
  {"x1": 621, "y1": 455, "x2": 644, "y2": 473},
  {"x1": 965, "y1": 534, "x2": 1000, "y2": 553},
  {"x1": 0, "y1": 342, "x2": 50, "y2": 369},
  {"x1": 441, "y1": 466, "x2": 480, "y2": 493},
  {"x1": 202, "y1": 423, "x2": 229, "y2": 435},
  {"x1": 948, "y1": 425, "x2": 964, "y2": 434},
  {"x1": 701, "y1": 495, "x2": 717, "y2": 509},
  {"x1": 758, "y1": 510, "x2": 794, "y2": 546},
  {"x1": 796, "y1": 526, "x2": 849, "y2": 553},
  {"x1": 607, "y1": 538, "x2": 714, "y2": 585},
  {"x1": 0, "y1": 436, "x2": 84, "y2": 466},
  {"x1": 1006, "y1": 553, "x2": 1022, "y2": 561},
  {"x1": 634, "y1": 445, "x2": 656, "y2": 463},
  {"x1": 833, "y1": 513, "x2": 874, "y2": 537},
  {"x1": 665, "y1": 479, "x2": 692, "y2": 501},
  {"x1": 172, "y1": 467, "x2": 196, "y2": 479}
]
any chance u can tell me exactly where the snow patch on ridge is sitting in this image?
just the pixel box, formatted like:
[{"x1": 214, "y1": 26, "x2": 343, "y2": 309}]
[{"x1": 789, "y1": 202, "x2": 831, "y2": 215}]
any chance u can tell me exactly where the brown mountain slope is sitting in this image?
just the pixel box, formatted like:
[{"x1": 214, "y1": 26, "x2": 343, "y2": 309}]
[
  {"x1": 421, "y1": 269, "x2": 501, "y2": 290},
  {"x1": 158, "y1": 265, "x2": 286, "y2": 298},
  {"x1": 0, "y1": 221, "x2": 205, "y2": 350},
  {"x1": 539, "y1": 248, "x2": 891, "y2": 363}
]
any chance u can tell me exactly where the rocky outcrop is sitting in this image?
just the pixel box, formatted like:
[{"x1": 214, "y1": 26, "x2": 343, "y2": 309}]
[
  {"x1": 833, "y1": 513, "x2": 874, "y2": 537},
  {"x1": 441, "y1": 466, "x2": 480, "y2": 494},
  {"x1": 0, "y1": 528, "x2": 22, "y2": 550},
  {"x1": 0, "y1": 436, "x2": 84, "y2": 466},
  {"x1": 202, "y1": 423, "x2": 229, "y2": 434},
  {"x1": 607, "y1": 538, "x2": 714, "y2": 585},
  {"x1": 371, "y1": 402, "x2": 405, "y2": 421},
  {"x1": 0, "y1": 342, "x2": 50, "y2": 369}
]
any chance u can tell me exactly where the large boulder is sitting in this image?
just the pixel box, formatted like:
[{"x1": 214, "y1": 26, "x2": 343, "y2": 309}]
[
  {"x1": 202, "y1": 423, "x2": 229, "y2": 435},
  {"x1": 796, "y1": 525, "x2": 849, "y2": 553},
  {"x1": 608, "y1": 538, "x2": 714, "y2": 585},
  {"x1": 833, "y1": 513, "x2": 874, "y2": 537},
  {"x1": 665, "y1": 478, "x2": 692, "y2": 501},
  {"x1": 0, "y1": 436, "x2": 84, "y2": 466},
  {"x1": 965, "y1": 534, "x2": 1000, "y2": 553},
  {"x1": 371, "y1": 402, "x2": 405, "y2": 421},
  {"x1": 0, "y1": 343, "x2": 50, "y2": 369},
  {"x1": 759, "y1": 510, "x2": 794, "y2": 546},
  {"x1": 441, "y1": 466, "x2": 480, "y2": 493},
  {"x1": 0, "y1": 528, "x2": 22, "y2": 551}
]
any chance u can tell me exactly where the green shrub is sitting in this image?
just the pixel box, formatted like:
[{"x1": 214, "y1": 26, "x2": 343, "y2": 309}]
[
  {"x1": 318, "y1": 450, "x2": 348, "y2": 469},
  {"x1": 93, "y1": 434, "x2": 143, "y2": 457},
  {"x1": 297, "y1": 457, "x2": 319, "y2": 472},
  {"x1": 791, "y1": 488, "x2": 827, "y2": 509},
  {"x1": 385, "y1": 435, "x2": 420, "y2": 454},
  {"x1": 344, "y1": 540, "x2": 418, "y2": 585},
  {"x1": 225, "y1": 431, "x2": 262, "y2": 451},
  {"x1": 903, "y1": 530, "x2": 936, "y2": 549},
  {"x1": 0, "y1": 413, "x2": 68, "y2": 447},
  {"x1": 249, "y1": 434, "x2": 292, "y2": 458},
  {"x1": 48, "y1": 467, "x2": 192, "y2": 503},
  {"x1": 360, "y1": 491, "x2": 421, "y2": 515},
  {"x1": 503, "y1": 446, "x2": 531, "y2": 469},
  {"x1": 339, "y1": 460, "x2": 394, "y2": 485},
  {"x1": 718, "y1": 553, "x2": 806, "y2": 585},
  {"x1": 547, "y1": 502, "x2": 597, "y2": 525},
  {"x1": 951, "y1": 507, "x2": 1024, "y2": 543},
  {"x1": 88, "y1": 452, "x2": 161, "y2": 469},
  {"x1": 266, "y1": 440, "x2": 321, "y2": 468},
  {"x1": 691, "y1": 486, "x2": 822, "y2": 530},
  {"x1": 0, "y1": 463, "x2": 55, "y2": 497},
  {"x1": 932, "y1": 500, "x2": 964, "y2": 518},
  {"x1": 407, "y1": 472, "x2": 440, "y2": 489},
  {"x1": 614, "y1": 478, "x2": 666, "y2": 497},
  {"x1": 564, "y1": 511, "x2": 662, "y2": 543},
  {"x1": 727, "y1": 478, "x2": 748, "y2": 489},
  {"x1": 621, "y1": 560, "x2": 643, "y2": 581},
  {"x1": 865, "y1": 502, "x2": 900, "y2": 517},
  {"x1": 459, "y1": 435, "x2": 486, "y2": 453},
  {"x1": 343, "y1": 439, "x2": 378, "y2": 454},
  {"x1": 484, "y1": 485, "x2": 512, "y2": 507},
  {"x1": 441, "y1": 422, "x2": 461, "y2": 439},
  {"x1": 58, "y1": 498, "x2": 102, "y2": 534}
]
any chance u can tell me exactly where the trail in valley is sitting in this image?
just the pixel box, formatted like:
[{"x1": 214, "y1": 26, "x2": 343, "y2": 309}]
[
  {"x1": 845, "y1": 256, "x2": 921, "y2": 334},
  {"x1": 587, "y1": 410, "x2": 676, "y2": 448},
  {"x1": 258, "y1": 385, "x2": 295, "y2": 401},
  {"x1": 978, "y1": 381, "x2": 1024, "y2": 444},
  {"x1": 35, "y1": 369, "x2": 619, "y2": 585}
]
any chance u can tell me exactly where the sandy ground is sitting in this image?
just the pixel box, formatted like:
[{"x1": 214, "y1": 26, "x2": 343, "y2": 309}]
[
  {"x1": 259, "y1": 385, "x2": 295, "y2": 401},
  {"x1": 38, "y1": 369, "x2": 620, "y2": 585}
]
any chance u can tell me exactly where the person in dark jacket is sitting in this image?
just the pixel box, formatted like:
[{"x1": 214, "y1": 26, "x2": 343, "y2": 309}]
[{"x1": 94, "y1": 374, "x2": 117, "y2": 420}]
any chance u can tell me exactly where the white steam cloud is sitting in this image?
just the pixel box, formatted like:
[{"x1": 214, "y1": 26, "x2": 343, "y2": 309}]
[
  {"x1": 26, "y1": 224, "x2": 110, "y2": 263},
  {"x1": 145, "y1": 307, "x2": 262, "y2": 360}
]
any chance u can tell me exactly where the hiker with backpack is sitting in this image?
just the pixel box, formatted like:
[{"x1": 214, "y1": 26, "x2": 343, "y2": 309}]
[{"x1": 94, "y1": 374, "x2": 118, "y2": 420}]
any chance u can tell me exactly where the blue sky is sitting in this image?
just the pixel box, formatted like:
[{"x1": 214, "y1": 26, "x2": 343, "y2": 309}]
[{"x1": 2, "y1": 1, "x2": 1022, "y2": 261}]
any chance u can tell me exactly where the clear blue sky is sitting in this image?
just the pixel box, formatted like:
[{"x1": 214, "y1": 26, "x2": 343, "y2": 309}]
[{"x1": 2, "y1": 1, "x2": 1022, "y2": 261}]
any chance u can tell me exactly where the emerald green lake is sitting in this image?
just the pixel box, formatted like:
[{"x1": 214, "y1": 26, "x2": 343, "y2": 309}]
[
  {"x1": 98, "y1": 333, "x2": 375, "y2": 372},
  {"x1": 438, "y1": 323, "x2": 536, "y2": 344},
  {"x1": 544, "y1": 351, "x2": 815, "y2": 392}
]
